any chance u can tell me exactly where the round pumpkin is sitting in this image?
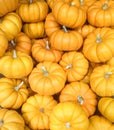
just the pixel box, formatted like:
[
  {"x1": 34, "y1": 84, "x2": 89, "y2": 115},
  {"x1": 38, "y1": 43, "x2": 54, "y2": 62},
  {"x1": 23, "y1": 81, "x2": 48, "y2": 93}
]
[
  {"x1": 0, "y1": 12, "x2": 22, "y2": 41},
  {"x1": 88, "y1": 115, "x2": 114, "y2": 130},
  {"x1": 44, "y1": 12, "x2": 61, "y2": 37},
  {"x1": 83, "y1": 27, "x2": 114, "y2": 63},
  {"x1": 0, "y1": 108, "x2": 25, "y2": 130},
  {"x1": 0, "y1": 29, "x2": 8, "y2": 57},
  {"x1": 23, "y1": 21, "x2": 46, "y2": 39},
  {"x1": 10, "y1": 32, "x2": 32, "y2": 55},
  {"x1": 32, "y1": 38, "x2": 63, "y2": 63},
  {"x1": 49, "y1": 26, "x2": 83, "y2": 51},
  {"x1": 0, "y1": 50, "x2": 33, "y2": 79},
  {"x1": 0, "y1": 77, "x2": 29, "y2": 109},
  {"x1": 59, "y1": 81, "x2": 97, "y2": 116},
  {"x1": 90, "y1": 64, "x2": 114, "y2": 97},
  {"x1": 50, "y1": 102, "x2": 89, "y2": 130},
  {"x1": 87, "y1": 0, "x2": 114, "y2": 27},
  {"x1": 0, "y1": 0, "x2": 19, "y2": 17},
  {"x1": 18, "y1": 0, "x2": 48, "y2": 22},
  {"x1": 28, "y1": 61, "x2": 66, "y2": 95},
  {"x1": 21, "y1": 94, "x2": 57, "y2": 130},
  {"x1": 59, "y1": 51, "x2": 89, "y2": 82},
  {"x1": 52, "y1": 0, "x2": 86, "y2": 28}
]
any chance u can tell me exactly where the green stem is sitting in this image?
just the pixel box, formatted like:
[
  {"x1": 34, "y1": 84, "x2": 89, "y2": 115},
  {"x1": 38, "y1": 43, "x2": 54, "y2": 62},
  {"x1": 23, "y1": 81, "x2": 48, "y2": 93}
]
[
  {"x1": 104, "y1": 71, "x2": 112, "y2": 78},
  {"x1": 45, "y1": 41, "x2": 50, "y2": 50},
  {"x1": 41, "y1": 66, "x2": 49, "y2": 76},
  {"x1": 65, "y1": 122, "x2": 71, "y2": 128},
  {"x1": 66, "y1": 64, "x2": 72, "y2": 69},
  {"x1": 14, "y1": 81, "x2": 24, "y2": 91},
  {"x1": 0, "y1": 120, "x2": 3, "y2": 127},
  {"x1": 77, "y1": 95, "x2": 84, "y2": 105},
  {"x1": 80, "y1": 0, "x2": 84, "y2": 6},
  {"x1": 96, "y1": 34, "x2": 102, "y2": 43},
  {"x1": 12, "y1": 50, "x2": 17, "y2": 59},
  {"x1": 62, "y1": 25, "x2": 68, "y2": 33},
  {"x1": 10, "y1": 40, "x2": 16, "y2": 47},
  {"x1": 29, "y1": 0, "x2": 33, "y2": 4},
  {"x1": 102, "y1": 1, "x2": 108, "y2": 10}
]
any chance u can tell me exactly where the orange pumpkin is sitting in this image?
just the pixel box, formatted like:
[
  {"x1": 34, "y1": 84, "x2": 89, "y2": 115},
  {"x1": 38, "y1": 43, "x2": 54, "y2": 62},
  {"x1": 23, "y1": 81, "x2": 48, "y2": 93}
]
[
  {"x1": 10, "y1": 32, "x2": 32, "y2": 55},
  {"x1": 50, "y1": 102, "x2": 89, "y2": 130},
  {"x1": 90, "y1": 64, "x2": 114, "y2": 97},
  {"x1": 21, "y1": 94, "x2": 57, "y2": 130},
  {"x1": 98, "y1": 97, "x2": 114, "y2": 123},
  {"x1": 32, "y1": 38, "x2": 63, "y2": 63},
  {"x1": 49, "y1": 26, "x2": 83, "y2": 51},
  {"x1": 0, "y1": 0, "x2": 19, "y2": 17},
  {"x1": 59, "y1": 81, "x2": 97, "y2": 116},
  {"x1": 28, "y1": 61, "x2": 66, "y2": 95},
  {"x1": 0, "y1": 50, "x2": 33, "y2": 79},
  {"x1": 0, "y1": 108, "x2": 25, "y2": 130},
  {"x1": 59, "y1": 51, "x2": 89, "y2": 82},
  {"x1": 18, "y1": 0, "x2": 48, "y2": 22},
  {"x1": 23, "y1": 21, "x2": 46, "y2": 39},
  {"x1": 0, "y1": 78, "x2": 29, "y2": 109},
  {"x1": 0, "y1": 29, "x2": 8, "y2": 57},
  {"x1": 52, "y1": 0, "x2": 86, "y2": 28},
  {"x1": 87, "y1": 0, "x2": 114, "y2": 27},
  {"x1": 0, "y1": 12, "x2": 22, "y2": 41},
  {"x1": 83, "y1": 27, "x2": 114, "y2": 63}
]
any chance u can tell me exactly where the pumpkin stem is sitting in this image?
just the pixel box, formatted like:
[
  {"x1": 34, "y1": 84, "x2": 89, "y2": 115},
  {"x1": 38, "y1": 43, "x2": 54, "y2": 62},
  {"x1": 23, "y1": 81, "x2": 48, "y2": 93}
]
[
  {"x1": 12, "y1": 49, "x2": 18, "y2": 58},
  {"x1": 66, "y1": 64, "x2": 72, "y2": 69},
  {"x1": 65, "y1": 122, "x2": 71, "y2": 128},
  {"x1": 70, "y1": 1, "x2": 75, "y2": 6},
  {"x1": 102, "y1": 1, "x2": 108, "y2": 10},
  {"x1": 10, "y1": 40, "x2": 16, "y2": 47},
  {"x1": 29, "y1": 0, "x2": 33, "y2": 4},
  {"x1": 0, "y1": 120, "x2": 3, "y2": 127},
  {"x1": 80, "y1": 0, "x2": 84, "y2": 6},
  {"x1": 96, "y1": 34, "x2": 102, "y2": 43},
  {"x1": 62, "y1": 25, "x2": 68, "y2": 33},
  {"x1": 14, "y1": 81, "x2": 24, "y2": 91},
  {"x1": 41, "y1": 66, "x2": 49, "y2": 76},
  {"x1": 39, "y1": 108, "x2": 44, "y2": 113},
  {"x1": 45, "y1": 41, "x2": 50, "y2": 50},
  {"x1": 104, "y1": 71, "x2": 112, "y2": 78},
  {"x1": 77, "y1": 95, "x2": 84, "y2": 105}
]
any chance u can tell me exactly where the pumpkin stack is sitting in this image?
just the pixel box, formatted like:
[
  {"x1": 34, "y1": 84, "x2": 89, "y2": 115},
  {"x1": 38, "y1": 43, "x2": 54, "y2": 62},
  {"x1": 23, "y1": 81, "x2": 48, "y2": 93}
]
[{"x1": 0, "y1": 0, "x2": 114, "y2": 130}]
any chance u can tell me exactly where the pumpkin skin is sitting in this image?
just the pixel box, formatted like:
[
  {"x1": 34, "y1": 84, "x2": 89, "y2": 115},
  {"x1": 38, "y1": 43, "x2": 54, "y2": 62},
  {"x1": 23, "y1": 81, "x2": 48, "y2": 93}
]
[
  {"x1": 98, "y1": 97, "x2": 114, "y2": 123},
  {"x1": 50, "y1": 102, "x2": 89, "y2": 130},
  {"x1": 87, "y1": 0, "x2": 114, "y2": 27},
  {"x1": 52, "y1": 0, "x2": 86, "y2": 29},
  {"x1": 32, "y1": 38, "x2": 63, "y2": 63},
  {"x1": 28, "y1": 61, "x2": 66, "y2": 95},
  {"x1": 90, "y1": 64, "x2": 114, "y2": 97},
  {"x1": 18, "y1": 0, "x2": 48, "y2": 22},
  {"x1": 59, "y1": 81, "x2": 97, "y2": 117},
  {"x1": 0, "y1": 0, "x2": 19, "y2": 17},
  {"x1": 83, "y1": 27, "x2": 114, "y2": 63},
  {"x1": 0, "y1": 50, "x2": 33, "y2": 79},
  {"x1": 88, "y1": 115, "x2": 114, "y2": 130},
  {"x1": 107, "y1": 57, "x2": 114, "y2": 66},
  {"x1": 0, "y1": 12, "x2": 22, "y2": 41},
  {"x1": 21, "y1": 94, "x2": 57, "y2": 130},
  {"x1": 10, "y1": 32, "x2": 32, "y2": 55},
  {"x1": 59, "y1": 51, "x2": 89, "y2": 82},
  {"x1": 50, "y1": 26, "x2": 83, "y2": 51},
  {"x1": 23, "y1": 21, "x2": 46, "y2": 39},
  {"x1": 0, "y1": 78, "x2": 29, "y2": 109},
  {"x1": 0, "y1": 108, "x2": 25, "y2": 130},
  {"x1": 0, "y1": 29, "x2": 8, "y2": 57},
  {"x1": 45, "y1": 12, "x2": 61, "y2": 37}
]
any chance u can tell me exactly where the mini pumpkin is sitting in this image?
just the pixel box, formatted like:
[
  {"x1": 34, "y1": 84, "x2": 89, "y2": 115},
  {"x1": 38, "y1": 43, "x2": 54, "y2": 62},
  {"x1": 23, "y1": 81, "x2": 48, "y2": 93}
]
[
  {"x1": 23, "y1": 21, "x2": 46, "y2": 39},
  {"x1": 28, "y1": 61, "x2": 66, "y2": 95},
  {"x1": 59, "y1": 51, "x2": 89, "y2": 82},
  {"x1": 0, "y1": 108, "x2": 25, "y2": 130},
  {"x1": 32, "y1": 38, "x2": 63, "y2": 63},
  {"x1": 49, "y1": 26, "x2": 83, "y2": 51},
  {"x1": 52, "y1": 0, "x2": 86, "y2": 28},
  {"x1": 0, "y1": 12, "x2": 22, "y2": 41},
  {"x1": 50, "y1": 102, "x2": 89, "y2": 130},
  {"x1": 18, "y1": 0, "x2": 48, "y2": 22},
  {"x1": 21, "y1": 94, "x2": 57, "y2": 130},
  {"x1": 88, "y1": 115, "x2": 114, "y2": 130},
  {"x1": 90, "y1": 64, "x2": 114, "y2": 97},
  {"x1": 0, "y1": 50, "x2": 33, "y2": 79},
  {"x1": 98, "y1": 97, "x2": 114, "y2": 123},
  {"x1": 59, "y1": 81, "x2": 97, "y2": 116},
  {"x1": 0, "y1": 78, "x2": 29, "y2": 109},
  {"x1": 83, "y1": 27, "x2": 114, "y2": 63}
]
